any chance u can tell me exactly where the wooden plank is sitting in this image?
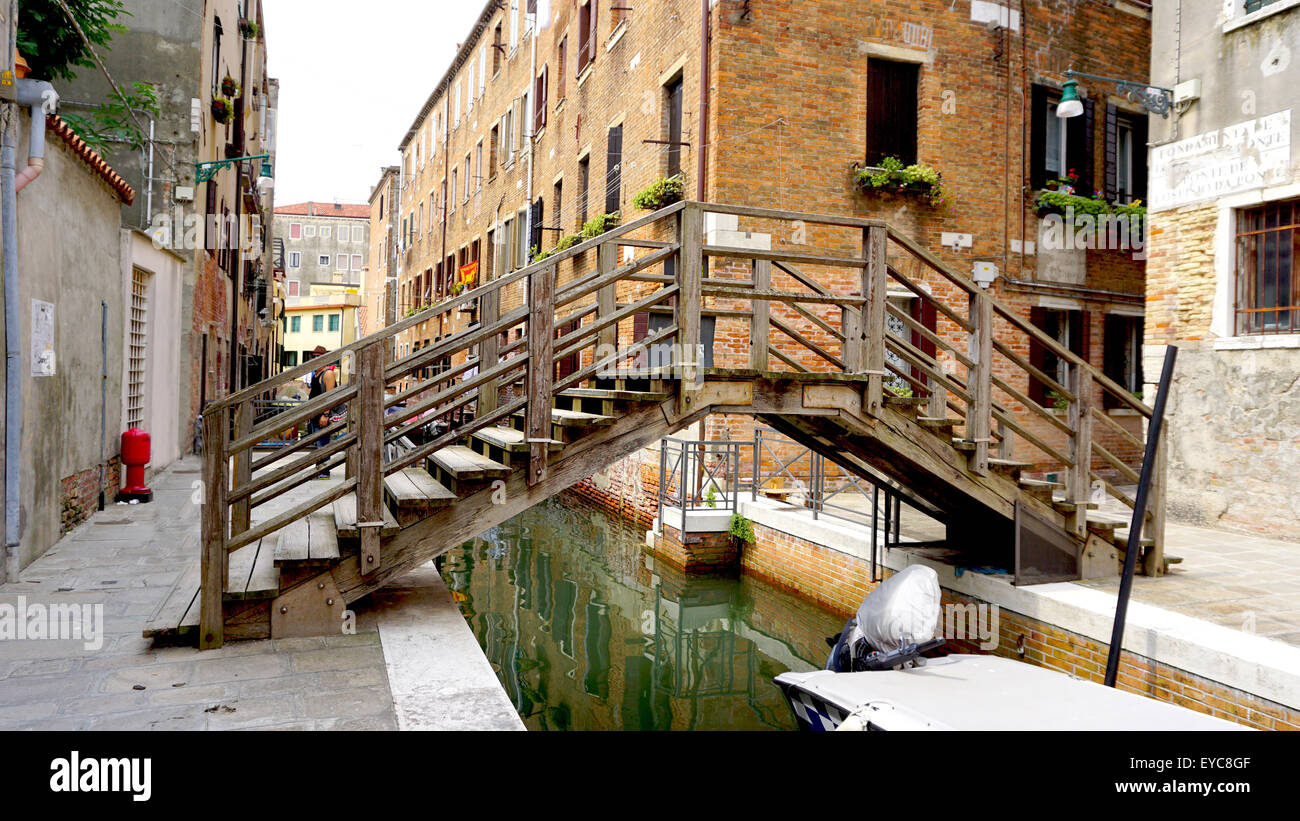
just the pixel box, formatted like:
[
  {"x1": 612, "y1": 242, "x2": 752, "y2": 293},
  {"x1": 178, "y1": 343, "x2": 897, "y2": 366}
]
[
  {"x1": 597, "y1": 241, "x2": 619, "y2": 355},
  {"x1": 142, "y1": 561, "x2": 202, "y2": 638},
  {"x1": 225, "y1": 534, "x2": 280, "y2": 601},
  {"x1": 558, "y1": 387, "x2": 670, "y2": 403},
  {"x1": 1067, "y1": 365, "x2": 1094, "y2": 539},
  {"x1": 700, "y1": 285, "x2": 865, "y2": 306},
  {"x1": 308, "y1": 510, "x2": 341, "y2": 561},
  {"x1": 702, "y1": 245, "x2": 868, "y2": 269},
  {"x1": 863, "y1": 225, "x2": 888, "y2": 416},
  {"x1": 678, "y1": 203, "x2": 705, "y2": 415},
  {"x1": 200, "y1": 406, "x2": 229, "y2": 650},
  {"x1": 965, "y1": 291, "x2": 993, "y2": 476},
  {"x1": 478, "y1": 286, "x2": 500, "y2": 416},
  {"x1": 771, "y1": 316, "x2": 844, "y2": 370},
  {"x1": 384, "y1": 466, "x2": 458, "y2": 511},
  {"x1": 699, "y1": 201, "x2": 887, "y2": 229},
  {"x1": 527, "y1": 262, "x2": 557, "y2": 486},
  {"x1": 992, "y1": 408, "x2": 1073, "y2": 467},
  {"x1": 274, "y1": 516, "x2": 311, "y2": 564},
  {"x1": 473, "y1": 425, "x2": 563, "y2": 452},
  {"x1": 229, "y1": 478, "x2": 359, "y2": 553},
  {"x1": 429, "y1": 445, "x2": 512, "y2": 481},
  {"x1": 333, "y1": 493, "x2": 400, "y2": 539},
  {"x1": 750, "y1": 259, "x2": 771, "y2": 370},
  {"x1": 355, "y1": 343, "x2": 385, "y2": 575},
  {"x1": 231, "y1": 402, "x2": 253, "y2": 536}
]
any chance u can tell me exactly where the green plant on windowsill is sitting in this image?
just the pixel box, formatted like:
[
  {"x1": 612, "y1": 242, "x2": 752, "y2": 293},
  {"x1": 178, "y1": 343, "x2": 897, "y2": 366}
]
[
  {"x1": 729, "y1": 513, "x2": 756, "y2": 545},
  {"x1": 632, "y1": 176, "x2": 684, "y2": 211},
  {"x1": 855, "y1": 156, "x2": 946, "y2": 206},
  {"x1": 1045, "y1": 389, "x2": 1070, "y2": 412},
  {"x1": 581, "y1": 212, "x2": 621, "y2": 239},
  {"x1": 534, "y1": 233, "x2": 582, "y2": 262}
]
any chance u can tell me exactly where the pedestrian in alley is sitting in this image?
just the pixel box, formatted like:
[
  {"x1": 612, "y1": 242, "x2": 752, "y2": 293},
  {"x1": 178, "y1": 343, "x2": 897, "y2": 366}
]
[{"x1": 307, "y1": 346, "x2": 340, "y2": 479}]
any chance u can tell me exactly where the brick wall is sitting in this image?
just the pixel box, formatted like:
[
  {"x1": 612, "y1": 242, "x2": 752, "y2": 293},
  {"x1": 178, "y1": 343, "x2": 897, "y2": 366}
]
[{"x1": 59, "y1": 458, "x2": 122, "y2": 535}]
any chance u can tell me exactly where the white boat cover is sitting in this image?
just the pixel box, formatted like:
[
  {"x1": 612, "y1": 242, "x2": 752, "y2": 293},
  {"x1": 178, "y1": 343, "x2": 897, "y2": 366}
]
[{"x1": 854, "y1": 564, "x2": 941, "y2": 652}]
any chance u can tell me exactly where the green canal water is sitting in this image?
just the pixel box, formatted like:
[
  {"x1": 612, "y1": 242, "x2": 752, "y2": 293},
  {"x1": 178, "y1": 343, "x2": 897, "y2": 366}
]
[{"x1": 435, "y1": 496, "x2": 847, "y2": 731}]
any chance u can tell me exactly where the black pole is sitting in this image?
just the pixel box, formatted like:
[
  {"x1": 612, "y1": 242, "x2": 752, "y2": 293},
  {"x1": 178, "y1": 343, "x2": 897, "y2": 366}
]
[{"x1": 1104, "y1": 345, "x2": 1178, "y2": 687}]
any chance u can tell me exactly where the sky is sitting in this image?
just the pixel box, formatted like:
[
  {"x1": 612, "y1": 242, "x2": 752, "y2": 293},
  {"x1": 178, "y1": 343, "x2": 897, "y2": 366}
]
[{"x1": 262, "y1": 0, "x2": 485, "y2": 208}]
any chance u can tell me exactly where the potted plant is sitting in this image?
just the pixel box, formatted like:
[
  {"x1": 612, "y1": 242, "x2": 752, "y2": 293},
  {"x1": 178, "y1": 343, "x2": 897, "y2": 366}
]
[
  {"x1": 632, "y1": 176, "x2": 685, "y2": 211},
  {"x1": 729, "y1": 513, "x2": 756, "y2": 551},
  {"x1": 855, "y1": 156, "x2": 945, "y2": 205},
  {"x1": 239, "y1": 18, "x2": 260, "y2": 39},
  {"x1": 581, "y1": 212, "x2": 621, "y2": 239},
  {"x1": 210, "y1": 96, "x2": 234, "y2": 124},
  {"x1": 221, "y1": 75, "x2": 241, "y2": 99}
]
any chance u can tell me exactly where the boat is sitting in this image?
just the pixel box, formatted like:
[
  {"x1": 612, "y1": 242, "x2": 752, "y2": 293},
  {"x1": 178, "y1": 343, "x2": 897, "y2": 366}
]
[{"x1": 776, "y1": 564, "x2": 1246, "y2": 731}]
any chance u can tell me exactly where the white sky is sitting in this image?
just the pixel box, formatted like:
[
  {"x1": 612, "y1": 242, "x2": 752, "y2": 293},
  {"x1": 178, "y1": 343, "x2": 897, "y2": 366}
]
[{"x1": 263, "y1": 0, "x2": 485, "y2": 207}]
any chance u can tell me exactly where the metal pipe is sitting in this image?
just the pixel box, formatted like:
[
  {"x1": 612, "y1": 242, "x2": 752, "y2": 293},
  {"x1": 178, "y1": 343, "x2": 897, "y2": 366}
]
[
  {"x1": 697, "y1": 0, "x2": 710, "y2": 200},
  {"x1": 1104, "y1": 345, "x2": 1177, "y2": 688},
  {"x1": 99, "y1": 301, "x2": 107, "y2": 510}
]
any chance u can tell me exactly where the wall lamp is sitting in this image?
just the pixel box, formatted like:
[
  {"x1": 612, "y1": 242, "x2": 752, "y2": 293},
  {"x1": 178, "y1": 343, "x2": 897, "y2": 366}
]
[
  {"x1": 197, "y1": 153, "x2": 275, "y2": 193},
  {"x1": 1057, "y1": 68, "x2": 1174, "y2": 119}
]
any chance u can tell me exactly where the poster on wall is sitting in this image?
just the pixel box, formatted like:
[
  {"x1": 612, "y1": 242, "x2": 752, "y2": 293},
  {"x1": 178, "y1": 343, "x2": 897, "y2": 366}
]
[
  {"x1": 1149, "y1": 110, "x2": 1292, "y2": 211},
  {"x1": 31, "y1": 300, "x2": 55, "y2": 378}
]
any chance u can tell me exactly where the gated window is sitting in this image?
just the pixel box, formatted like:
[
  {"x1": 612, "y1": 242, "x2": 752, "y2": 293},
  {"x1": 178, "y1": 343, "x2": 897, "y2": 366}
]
[
  {"x1": 1235, "y1": 199, "x2": 1299, "y2": 335},
  {"x1": 606, "y1": 124, "x2": 623, "y2": 214},
  {"x1": 866, "y1": 59, "x2": 919, "y2": 166},
  {"x1": 1029, "y1": 307, "x2": 1088, "y2": 407},
  {"x1": 127, "y1": 269, "x2": 149, "y2": 430},
  {"x1": 1103, "y1": 314, "x2": 1144, "y2": 408},
  {"x1": 1032, "y1": 84, "x2": 1093, "y2": 190}
]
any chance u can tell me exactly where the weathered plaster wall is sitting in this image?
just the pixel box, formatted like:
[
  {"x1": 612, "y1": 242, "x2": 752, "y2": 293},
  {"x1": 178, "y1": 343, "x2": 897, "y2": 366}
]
[{"x1": 0, "y1": 111, "x2": 127, "y2": 578}]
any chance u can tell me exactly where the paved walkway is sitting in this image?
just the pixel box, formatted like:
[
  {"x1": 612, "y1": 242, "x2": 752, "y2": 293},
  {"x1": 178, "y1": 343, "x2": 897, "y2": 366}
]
[{"x1": 0, "y1": 456, "x2": 519, "y2": 731}]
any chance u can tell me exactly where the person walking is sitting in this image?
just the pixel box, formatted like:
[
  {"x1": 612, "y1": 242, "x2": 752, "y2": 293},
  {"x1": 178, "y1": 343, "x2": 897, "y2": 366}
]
[{"x1": 306, "y1": 346, "x2": 338, "y2": 478}]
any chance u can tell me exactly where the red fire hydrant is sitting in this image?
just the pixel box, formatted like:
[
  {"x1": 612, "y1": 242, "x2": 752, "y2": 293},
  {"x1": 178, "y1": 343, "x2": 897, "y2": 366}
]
[{"x1": 117, "y1": 428, "x2": 154, "y2": 503}]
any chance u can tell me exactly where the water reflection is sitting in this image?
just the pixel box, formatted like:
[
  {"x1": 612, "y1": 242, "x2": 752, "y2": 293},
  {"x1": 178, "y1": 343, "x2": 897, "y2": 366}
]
[{"x1": 437, "y1": 496, "x2": 845, "y2": 731}]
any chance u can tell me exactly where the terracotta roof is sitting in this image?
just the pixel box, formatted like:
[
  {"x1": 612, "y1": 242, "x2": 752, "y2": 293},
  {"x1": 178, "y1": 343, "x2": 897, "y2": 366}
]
[
  {"x1": 45, "y1": 115, "x2": 135, "y2": 205},
  {"x1": 275, "y1": 201, "x2": 370, "y2": 219}
]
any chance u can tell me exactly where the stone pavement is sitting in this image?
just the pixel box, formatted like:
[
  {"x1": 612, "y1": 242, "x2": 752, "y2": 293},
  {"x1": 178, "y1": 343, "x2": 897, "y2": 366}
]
[{"x1": 0, "y1": 455, "x2": 518, "y2": 731}]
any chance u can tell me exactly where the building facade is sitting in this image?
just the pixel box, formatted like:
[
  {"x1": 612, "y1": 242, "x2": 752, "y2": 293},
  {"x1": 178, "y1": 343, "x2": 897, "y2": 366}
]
[
  {"x1": 273, "y1": 202, "x2": 371, "y2": 303},
  {"x1": 363, "y1": 167, "x2": 401, "y2": 337},
  {"x1": 58, "y1": 0, "x2": 279, "y2": 453},
  {"x1": 1145, "y1": 0, "x2": 1300, "y2": 537},
  {"x1": 281, "y1": 284, "x2": 363, "y2": 372},
  {"x1": 377, "y1": 0, "x2": 1153, "y2": 488}
]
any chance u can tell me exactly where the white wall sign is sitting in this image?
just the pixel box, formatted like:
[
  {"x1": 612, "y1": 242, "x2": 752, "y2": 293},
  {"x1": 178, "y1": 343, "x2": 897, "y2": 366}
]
[
  {"x1": 31, "y1": 300, "x2": 55, "y2": 377},
  {"x1": 1149, "y1": 110, "x2": 1292, "y2": 211}
]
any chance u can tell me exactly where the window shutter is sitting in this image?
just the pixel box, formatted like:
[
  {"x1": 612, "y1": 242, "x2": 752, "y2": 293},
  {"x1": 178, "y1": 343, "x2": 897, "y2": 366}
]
[
  {"x1": 606, "y1": 124, "x2": 623, "y2": 215},
  {"x1": 866, "y1": 60, "x2": 919, "y2": 166},
  {"x1": 588, "y1": 0, "x2": 598, "y2": 66},
  {"x1": 1104, "y1": 104, "x2": 1118, "y2": 204},
  {"x1": 1072, "y1": 310, "x2": 1090, "y2": 363},
  {"x1": 1029, "y1": 306, "x2": 1048, "y2": 405},
  {"x1": 1132, "y1": 116, "x2": 1149, "y2": 201},
  {"x1": 1066, "y1": 99, "x2": 1095, "y2": 194},
  {"x1": 1102, "y1": 314, "x2": 1126, "y2": 409},
  {"x1": 1030, "y1": 86, "x2": 1047, "y2": 190}
]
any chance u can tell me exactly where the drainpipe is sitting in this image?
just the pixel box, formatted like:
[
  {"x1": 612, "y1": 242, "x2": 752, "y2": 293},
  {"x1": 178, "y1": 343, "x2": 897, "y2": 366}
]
[
  {"x1": 525, "y1": 11, "x2": 536, "y2": 260},
  {"x1": 3, "y1": 72, "x2": 58, "y2": 565},
  {"x1": 697, "y1": 0, "x2": 710, "y2": 201}
]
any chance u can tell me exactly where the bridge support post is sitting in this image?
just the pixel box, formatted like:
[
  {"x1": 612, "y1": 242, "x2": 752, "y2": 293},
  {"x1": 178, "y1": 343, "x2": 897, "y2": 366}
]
[
  {"x1": 527, "y1": 263, "x2": 557, "y2": 486},
  {"x1": 966, "y1": 291, "x2": 992, "y2": 476},
  {"x1": 356, "y1": 343, "x2": 385, "y2": 575},
  {"x1": 597, "y1": 242, "x2": 619, "y2": 385},
  {"x1": 676, "y1": 203, "x2": 704, "y2": 416},
  {"x1": 750, "y1": 259, "x2": 770, "y2": 371},
  {"x1": 200, "y1": 405, "x2": 230, "y2": 650},
  {"x1": 231, "y1": 401, "x2": 252, "y2": 537},
  {"x1": 1068, "y1": 362, "x2": 1094, "y2": 540},
  {"x1": 478, "y1": 287, "x2": 499, "y2": 416},
  {"x1": 862, "y1": 225, "x2": 888, "y2": 416}
]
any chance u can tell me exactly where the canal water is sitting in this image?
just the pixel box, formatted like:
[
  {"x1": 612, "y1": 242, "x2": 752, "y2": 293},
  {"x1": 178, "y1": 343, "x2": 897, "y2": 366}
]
[{"x1": 436, "y1": 496, "x2": 846, "y2": 731}]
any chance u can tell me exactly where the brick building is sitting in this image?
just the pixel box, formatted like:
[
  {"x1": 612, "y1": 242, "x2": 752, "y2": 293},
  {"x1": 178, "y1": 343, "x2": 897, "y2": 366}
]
[
  {"x1": 376, "y1": 0, "x2": 1153, "y2": 499},
  {"x1": 363, "y1": 167, "x2": 401, "y2": 337},
  {"x1": 1145, "y1": 0, "x2": 1300, "y2": 538}
]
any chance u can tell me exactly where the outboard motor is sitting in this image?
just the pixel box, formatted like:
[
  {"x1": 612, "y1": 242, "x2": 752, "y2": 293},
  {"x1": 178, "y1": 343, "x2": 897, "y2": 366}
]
[{"x1": 825, "y1": 565, "x2": 945, "y2": 672}]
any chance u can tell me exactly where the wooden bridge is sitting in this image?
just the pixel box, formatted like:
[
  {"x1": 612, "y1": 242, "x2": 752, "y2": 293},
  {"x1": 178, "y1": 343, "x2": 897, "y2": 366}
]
[{"x1": 144, "y1": 201, "x2": 1165, "y2": 649}]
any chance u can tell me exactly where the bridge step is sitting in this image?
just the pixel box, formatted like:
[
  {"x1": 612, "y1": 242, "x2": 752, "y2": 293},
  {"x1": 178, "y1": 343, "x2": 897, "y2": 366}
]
[
  {"x1": 988, "y1": 458, "x2": 1033, "y2": 478},
  {"x1": 547, "y1": 408, "x2": 616, "y2": 427},
  {"x1": 384, "y1": 467, "x2": 457, "y2": 514},
  {"x1": 917, "y1": 417, "x2": 962, "y2": 430},
  {"x1": 428, "y1": 445, "x2": 512, "y2": 484},
  {"x1": 225, "y1": 533, "x2": 281, "y2": 601},
  {"x1": 274, "y1": 510, "x2": 342, "y2": 565},
  {"x1": 471, "y1": 425, "x2": 564, "y2": 454},
  {"x1": 142, "y1": 560, "x2": 201, "y2": 639},
  {"x1": 884, "y1": 395, "x2": 928, "y2": 408},
  {"x1": 1052, "y1": 500, "x2": 1101, "y2": 515},
  {"x1": 558, "y1": 387, "x2": 669, "y2": 403},
  {"x1": 333, "y1": 494, "x2": 401, "y2": 539}
]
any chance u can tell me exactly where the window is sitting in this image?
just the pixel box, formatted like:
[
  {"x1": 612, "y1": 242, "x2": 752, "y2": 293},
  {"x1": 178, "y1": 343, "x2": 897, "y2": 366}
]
[
  {"x1": 1103, "y1": 314, "x2": 1144, "y2": 407},
  {"x1": 450, "y1": 169, "x2": 458, "y2": 211},
  {"x1": 866, "y1": 59, "x2": 919, "y2": 166},
  {"x1": 578, "y1": 1, "x2": 597, "y2": 74},
  {"x1": 503, "y1": 216, "x2": 515, "y2": 271},
  {"x1": 282, "y1": 351, "x2": 298, "y2": 368},
  {"x1": 553, "y1": 179, "x2": 563, "y2": 239},
  {"x1": 516, "y1": 210, "x2": 529, "y2": 269},
  {"x1": 467, "y1": 63, "x2": 475, "y2": 112},
  {"x1": 1032, "y1": 85, "x2": 1093, "y2": 190},
  {"x1": 288, "y1": 251, "x2": 301, "y2": 268},
  {"x1": 489, "y1": 125, "x2": 499, "y2": 178},
  {"x1": 305, "y1": 225, "x2": 317, "y2": 238},
  {"x1": 1235, "y1": 199, "x2": 1299, "y2": 335},
  {"x1": 353, "y1": 254, "x2": 363, "y2": 271},
  {"x1": 503, "y1": 106, "x2": 516, "y2": 165},
  {"x1": 313, "y1": 314, "x2": 324, "y2": 333},
  {"x1": 321, "y1": 226, "x2": 332, "y2": 239},
  {"x1": 493, "y1": 23, "x2": 504, "y2": 74},
  {"x1": 319, "y1": 255, "x2": 331, "y2": 268},
  {"x1": 329, "y1": 314, "x2": 341, "y2": 333},
  {"x1": 479, "y1": 44, "x2": 487, "y2": 96},
  {"x1": 464, "y1": 156, "x2": 472, "y2": 201},
  {"x1": 418, "y1": 203, "x2": 424, "y2": 239},
  {"x1": 530, "y1": 197, "x2": 545, "y2": 257},
  {"x1": 289, "y1": 222, "x2": 302, "y2": 239},
  {"x1": 606, "y1": 124, "x2": 623, "y2": 214},
  {"x1": 510, "y1": 0, "x2": 519, "y2": 48},
  {"x1": 290, "y1": 315, "x2": 301, "y2": 332},
  {"x1": 578, "y1": 155, "x2": 590, "y2": 228},
  {"x1": 475, "y1": 141, "x2": 484, "y2": 191},
  {"x1": 1107, "y1": 107, "x2": 1148, "y2": 205},
  {"x1": 534, "y1": 65, "x2": 549, "y2": 132},
  {"x1": 353, "y1": 225, "x2": 364, "y2": 242},
  {"x1": 1029, "y1": 307, "x2": 1088, "y2": 406},
  {"x1": 557, "y1": 37, "x2": 567, "y2": 99},
  {"x1": 666, "y1": 77, "x2": 683, "y2": 178},
  {"x1": 287, "y1": 280, "x2": 301, "y2": 297},
  {"x1": 454, "y1": 79, "x2": 462, "y2": 125}
]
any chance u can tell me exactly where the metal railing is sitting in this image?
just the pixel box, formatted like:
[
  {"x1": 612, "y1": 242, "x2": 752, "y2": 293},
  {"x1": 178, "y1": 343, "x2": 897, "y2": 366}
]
[{"x1": 658, "y1": 437, "x2": 743, "y2": 514}]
